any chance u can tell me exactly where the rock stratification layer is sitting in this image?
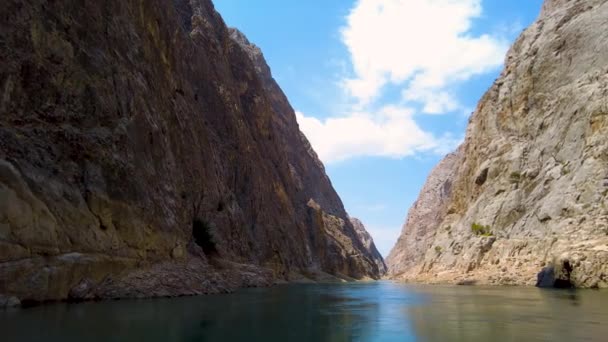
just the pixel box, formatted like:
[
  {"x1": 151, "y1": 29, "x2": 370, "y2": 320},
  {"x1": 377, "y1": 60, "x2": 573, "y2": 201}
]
[
  {"x1": 387, "y1": 0, "x2": 608, "y2": 288},
  {"x1": 0, "y1": 0, "x2": 382, "y2": 303}
]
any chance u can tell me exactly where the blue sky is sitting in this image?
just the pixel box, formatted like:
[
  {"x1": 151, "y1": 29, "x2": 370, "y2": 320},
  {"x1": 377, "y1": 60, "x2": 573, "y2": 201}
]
[{"x1": 214, "y1": 0, "x2": 544, "y2": 257}]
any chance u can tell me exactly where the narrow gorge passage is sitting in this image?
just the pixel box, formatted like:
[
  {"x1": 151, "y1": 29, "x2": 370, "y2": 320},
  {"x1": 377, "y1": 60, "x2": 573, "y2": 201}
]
[{"x1": 2, "y1": 0, "x2": 608, "y2": 341}]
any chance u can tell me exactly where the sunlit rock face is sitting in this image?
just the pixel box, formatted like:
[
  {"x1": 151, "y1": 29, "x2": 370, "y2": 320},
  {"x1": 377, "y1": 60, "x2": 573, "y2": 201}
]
[
  {"x1": 387, "y1": 0, "x2": 608, "y2": 288},
  {"x1": 0, "y1": 0, "x2": 382, "y2": 303},
  {"x1": 386, "y1": 149, "x2": 463, "y2": 277},
  {"x1": 349, "y1": 217, "x2": 387, "y2": 275}
]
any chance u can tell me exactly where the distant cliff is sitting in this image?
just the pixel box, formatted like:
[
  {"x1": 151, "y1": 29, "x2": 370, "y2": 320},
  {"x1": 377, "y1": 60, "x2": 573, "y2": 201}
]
[
  {"x1": 0, "y1": 0, "x2": 383, "y2": 304},
  {"x1": 350, "y1": 217, "x2": 387, "y2": 274},
  {"x1": 387, "y1": 0, "x2": 608, "y2": 288}
]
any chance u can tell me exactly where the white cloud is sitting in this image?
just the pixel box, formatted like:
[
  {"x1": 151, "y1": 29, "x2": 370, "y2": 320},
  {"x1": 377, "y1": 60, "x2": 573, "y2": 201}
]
[
  {"x1": 296, "y1": 0, "x2": 506, "y2": 164},
  {"x1": 296, "y1": 108, "x2": 459, "y2": 163},
  {"x1": 402, "y1": 89, "x2": 459, "y2": 115},
  {"x1": 341, "y1": 0, "x2": 508, "y2": 110}
]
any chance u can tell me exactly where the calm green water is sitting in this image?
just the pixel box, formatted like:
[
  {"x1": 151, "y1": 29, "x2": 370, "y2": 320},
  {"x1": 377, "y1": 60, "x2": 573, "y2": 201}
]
[{"x1": 1, "y1": 282, "x2": 607, "y2": 341}]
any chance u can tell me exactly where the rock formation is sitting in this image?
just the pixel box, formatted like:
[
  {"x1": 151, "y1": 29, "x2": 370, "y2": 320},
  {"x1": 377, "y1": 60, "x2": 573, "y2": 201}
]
[
  {"x1": 386, "y1": 149, "x2": 463, "y2": 276},
  {"x1": 0, "y1": 0, "x2": 383, "y2": 304},
  {"x1": 387, "y1": 0, "x2": 608, "y2": 288},
  {"x1": 350, "y1": 217, "x2": 387, "y2": 274}
]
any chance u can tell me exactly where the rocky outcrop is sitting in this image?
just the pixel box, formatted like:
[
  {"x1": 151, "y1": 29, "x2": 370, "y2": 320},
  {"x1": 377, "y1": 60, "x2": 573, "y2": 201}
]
[
  {"x1": 0, "y1": 0, "x2": 381, "y2": 304},
  {"x1": 385, "y1": 149, "x2": 463, "y2": 276},
  {"x1": 349, "y1": 217, "x2": 387, "y2": 275},
  {"x1": 387, "y1": 0, "x2": 608, "y2": 288}
]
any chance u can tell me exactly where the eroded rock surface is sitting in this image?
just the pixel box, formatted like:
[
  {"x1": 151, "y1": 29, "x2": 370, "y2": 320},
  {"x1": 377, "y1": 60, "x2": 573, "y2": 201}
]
[
  {"x1": 387, "y1": 0, "x2": 608, "y2": 288},
  {"x1": 386, "y1": 149, "x2": 463, "y2": 277},
  {"x1": 0, "y1": 0, "x2": 382, "y2": 304},
  {"x1": 350, "y1": 217, "x2": 387, "y2": 275}
]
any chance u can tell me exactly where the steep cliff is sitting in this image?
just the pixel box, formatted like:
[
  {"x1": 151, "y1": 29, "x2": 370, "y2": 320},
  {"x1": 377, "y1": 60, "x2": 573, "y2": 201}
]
[
  {"x1": 349, "y1": 217, "x2": 387, "y2": 274},
  {"x1": 386, "y1": 149, "x2": 463, "y2": 276},
  {"x1": 0, "y1": 0, "x2": 382, "y2": 304},
  {"x1": 387, "y1": 0, "x2": 608, "y2": 288}
]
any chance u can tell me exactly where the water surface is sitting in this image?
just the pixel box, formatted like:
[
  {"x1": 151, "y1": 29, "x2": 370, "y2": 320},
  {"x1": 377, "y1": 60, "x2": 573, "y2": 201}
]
[{"x1": 2, "y1": 282, "x2": 607, "y2": 341}]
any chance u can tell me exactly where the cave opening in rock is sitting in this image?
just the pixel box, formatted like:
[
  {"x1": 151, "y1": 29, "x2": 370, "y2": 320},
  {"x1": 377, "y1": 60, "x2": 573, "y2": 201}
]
[
  {"x1": 554, "y1": 260, "x2": 574, "y2": 289},
  {"x1": 192, "y1": 218, "x2": 218, "y2": 256}
]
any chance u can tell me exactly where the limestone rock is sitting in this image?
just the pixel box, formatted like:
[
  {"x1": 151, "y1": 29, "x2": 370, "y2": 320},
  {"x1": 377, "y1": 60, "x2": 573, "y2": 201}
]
[
  {"x1": 387, "y1": 0, "x2": 608, "y2": 288},
  {"x1": 0, "y1": 0, "x2": 381, "y2": 302},
  {"x1": 349, "y1": 217, "x2": 387, "y2": 275},
  {"x1": 386, "y1": 149, "x2": 463, "y2": 277}
]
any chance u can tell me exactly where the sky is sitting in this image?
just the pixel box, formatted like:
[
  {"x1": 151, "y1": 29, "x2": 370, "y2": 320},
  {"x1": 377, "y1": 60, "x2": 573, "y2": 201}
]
[{"x1": 214, "y1": 0, "x2": 544, "y2": 257}]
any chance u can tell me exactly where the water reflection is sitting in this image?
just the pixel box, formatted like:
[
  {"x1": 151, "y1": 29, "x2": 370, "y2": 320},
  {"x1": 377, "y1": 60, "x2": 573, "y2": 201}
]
[
  {"x1": 404, "y1": 285, "x2": 608, "y2": 342},
  {"x1": 1, "y1": 282, "x2": 607, "y2": 341}
]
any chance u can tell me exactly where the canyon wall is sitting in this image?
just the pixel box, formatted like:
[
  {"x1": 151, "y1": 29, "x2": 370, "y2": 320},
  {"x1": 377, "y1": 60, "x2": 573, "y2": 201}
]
[
  {"x1": 0, "y1": 0, "x2": 382, "y2": 304},
  {"x1": 387, "y1": 0, "x2": 608, "y2": 288},
  {"x1": 350, "y1": 217, "x2": 387, "y2": 275}
]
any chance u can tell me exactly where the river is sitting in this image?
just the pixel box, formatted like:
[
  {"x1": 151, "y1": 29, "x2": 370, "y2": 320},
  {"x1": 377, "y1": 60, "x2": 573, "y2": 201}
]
[{"x1": 1, "y1": 281, "x2": 607, "y2": 341}]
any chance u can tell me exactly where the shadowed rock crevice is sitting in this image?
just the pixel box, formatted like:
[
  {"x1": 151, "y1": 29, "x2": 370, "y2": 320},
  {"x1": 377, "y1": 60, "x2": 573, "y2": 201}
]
[
  {"x1": 173, "y1": 0, "x2": 194, "y2": 33},
  {"x1": 537, "y1": 260, "x2": 575, "y2": 288},
  {"x1": 192, "y1": 219, "x2": 218, "y2": 257}
]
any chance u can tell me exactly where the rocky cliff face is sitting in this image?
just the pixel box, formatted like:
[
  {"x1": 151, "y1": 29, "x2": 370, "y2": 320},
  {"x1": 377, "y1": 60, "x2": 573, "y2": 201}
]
[
  {"x1": 387, "y1": 0, "x2": 608, "y2": 288},
  {"x1": 349, "y1": 217, "x2": 387, "y2": 274},
  {"x1": 0, "y1": 0, "x2": 382, "y2": 304},
  {"x1": 386, "y1": 149, "x2": 463, "y2": 276}
]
